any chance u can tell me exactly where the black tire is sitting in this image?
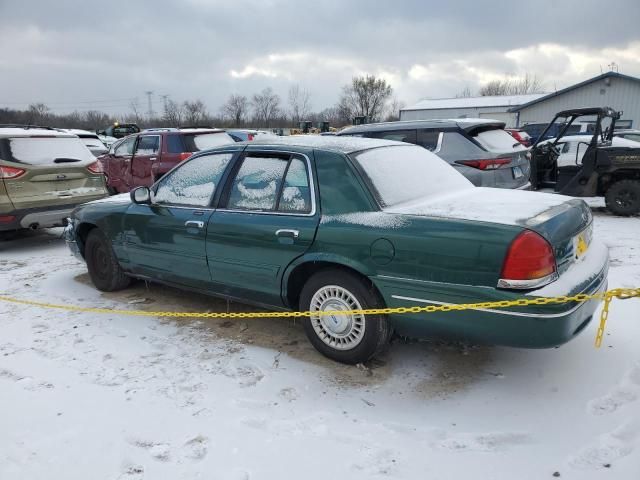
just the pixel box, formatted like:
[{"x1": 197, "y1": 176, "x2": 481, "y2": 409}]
[
  {"x1": 605, "y1": 180, "x2": 640, "y2": 216},
  {"x1": 299, "y1": 269, "x2": 390, "y2": 364},
  {"x1": 85, "y1": 228, "x2": 131, "y2": 292}
]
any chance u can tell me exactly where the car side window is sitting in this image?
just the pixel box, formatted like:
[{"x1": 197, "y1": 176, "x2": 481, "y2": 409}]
[
  {"x1": 416, "y1": 129, "x2": 441, "y2": 151},
  {"x1": 366, "y1": 130, "x2": 417, "y2": 144},
  {"x1": 226, "y1": 155, "x2": 312, "y2": 213},
  {"x1": 135, "y1": 135, "x2": 160, "y2": 155},
  {"x1": 153, "y1": 153, "x2": 233, "y2": 207},
  {"x1": 227, "y1": 156, "x2": 289, "y2": 211},
  {"x1": 278, "y1": 158, "x2": 311, "y2": 213},
  {"x1": 114, "y1": 137, "x2": 135, "y2": 157},
  {"x1": 437, "y1": 132, "x2": 485, "y2": 161}
]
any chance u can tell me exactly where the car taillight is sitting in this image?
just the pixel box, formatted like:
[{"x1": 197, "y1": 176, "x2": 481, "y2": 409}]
[
  {"x1": 179, "y1": 152, "x2": 192, "y2": 161},
  {"x1": 87, "y1": 162, "x2": 103, "y2": 174},
  {"x1": 0, "y1": 165, "x2": 26, "y2": 179},
  {"x1": 498, "y1": 230, "x2": 557, "y2": 289},
  {"x1": 455, "y1": 158, "x2": 512, "y2": 170},
  {"x1": 247, "y1": 133, "x2": 254, "y2": 141},
  {"x1": 0, "y1": 215, "x2": 16, "y2": 224}
]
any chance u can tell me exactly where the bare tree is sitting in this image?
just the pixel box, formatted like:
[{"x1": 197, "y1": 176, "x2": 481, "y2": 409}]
[
  {"x1": 182, "y1": 99, "x2": 208, "y2": 125},
  {"x1": 339, "y1": 75, "x2": 392, "y2": 122},
  {"x1": 384, "y1": 97, "x2": 406, "y2": 122},
  {"x1": 288, "y1": 84, "x2": 311, "y2": 125},
  {"x1": 251, "y1": 87, "x2": 280, "y2": 128},
  {"x1": 129, "y1": 99, "x2": 143, "y2": 124},
  {"x1": 27, "y1": 103, "x2": 50, "y2": 124},
  {"x1": 163, "y1": 99, "x2": 183, "y2": 126},
  {"x1": 479, "y1": 73, "x2": 545, "y2": 96},
  {"x1": 456, "y1": 86, "x2": 473, "y2": 98},
  {"x1": 220, "y1": 94, "x2": 249, "y2": 127}
]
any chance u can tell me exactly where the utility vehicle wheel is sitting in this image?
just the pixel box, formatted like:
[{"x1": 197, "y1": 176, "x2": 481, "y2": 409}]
[
  {"x1": 299, "y1": 269, "x2": 390, "y2": 364},
  {"x1": 605, "y1": 180, "x2": 640, "y2": 216},
  {"x1": 85, "y1": 229, "x2": 131, "y2": 292}
]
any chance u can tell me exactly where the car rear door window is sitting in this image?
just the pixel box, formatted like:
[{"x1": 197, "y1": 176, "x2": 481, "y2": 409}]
[
  {"x1": 166, "y1": 134, "x2": 186, "y2": 153},
  {"x1": 153, "y1": 153, "x2": 233, "y2": 207},
  {"x1": 416, "y1": 129, "x2": 441, "y2": 151},
  {"x1": 278, "y1": 158, "x2": 312, "y2": 213},
  {"x1": 436, "y1": 132, "x2": 485, "y2": 161},
  {"x1": 366, "y1": 130, "x2": 417, "y2": 144},
  {"x1": 227, "y1": 156, "x2": 289, "y2": 211},
  {"x1": 226, "y1": 154, "x2": 312, "y2": 213}
]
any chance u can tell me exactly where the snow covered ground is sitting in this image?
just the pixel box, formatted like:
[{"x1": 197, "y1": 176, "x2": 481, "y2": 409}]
[{"x1": 1, "y1": 208, "x2": 639, "y2": 480}]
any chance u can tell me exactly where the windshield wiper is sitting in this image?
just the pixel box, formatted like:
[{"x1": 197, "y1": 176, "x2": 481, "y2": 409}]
[{"x1": 53, "y1": 158, "x2": 82, "y2": 163}]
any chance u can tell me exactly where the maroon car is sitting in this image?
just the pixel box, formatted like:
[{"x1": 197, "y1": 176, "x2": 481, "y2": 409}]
[{"x1": 99, "y1": 128, "x2": 234, "y2": 193}]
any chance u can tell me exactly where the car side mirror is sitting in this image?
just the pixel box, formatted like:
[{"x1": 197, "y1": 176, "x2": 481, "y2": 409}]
[{"x1": 131, "y1": 186, "x2": 151, "y2": 204}]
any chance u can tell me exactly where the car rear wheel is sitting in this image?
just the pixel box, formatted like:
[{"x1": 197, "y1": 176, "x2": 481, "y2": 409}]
[
  {"x1": 605, "y1": 180, "x2": 640, "y2": 216},
  {"x1": 85, "y1": 229, "x2": 131, "y2": 291},
  {"x1": 299, "y1": 269, "x2": 390, "y2": 364}
]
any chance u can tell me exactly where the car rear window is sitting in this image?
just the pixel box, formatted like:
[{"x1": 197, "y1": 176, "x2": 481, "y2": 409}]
[
  {"x1": 183, "y1": 132, "x2": 234, "y2": 152},
  {"x1": 1, "y1": 136, "x2": 94, "y2": 165},
  {"x1": 472, "y1": 128, "x2": 526, "y2": 152},
  {"x1": 352, "y1": 145, "x2": 472, "y2": 207}
]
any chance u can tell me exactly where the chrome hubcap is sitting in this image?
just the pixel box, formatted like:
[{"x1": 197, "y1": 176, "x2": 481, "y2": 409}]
[{"x1": 309, "y1": 285, "x2": 365, "y2": 350}]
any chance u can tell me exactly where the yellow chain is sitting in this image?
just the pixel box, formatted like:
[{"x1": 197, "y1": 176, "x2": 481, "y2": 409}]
[{"x1": 0, "y1": 288, "x2": 638, "y2": 348}]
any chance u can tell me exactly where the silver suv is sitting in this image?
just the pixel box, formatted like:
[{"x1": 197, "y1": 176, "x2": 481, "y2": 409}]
[
  {"x1": 0, "y1": 126, "x2": 108, "y2": 231},
  {"x1": 338, "y1": 119, "x2": 531, "y2": 189}
]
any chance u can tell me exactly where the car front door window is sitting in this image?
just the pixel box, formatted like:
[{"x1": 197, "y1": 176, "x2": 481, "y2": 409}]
[
  {"x1": 114, "y1": 137, "x2": 135, "y2": 157},
  {"x1": 154, "y1": 153, "x2": 234, "y2": 207}
]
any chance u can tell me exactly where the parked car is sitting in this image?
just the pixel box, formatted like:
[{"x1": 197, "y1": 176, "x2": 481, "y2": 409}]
[
  {"x1": 226, "y1": 129, "x2": 275, "y2": 142},
  {"x1": 612, "y1": 129, "x2": 640, "y2": 143},
  {"x1": 62, "y1": 129, "x2": 109, "y2": 157},
  {"x1": 98, "y1": 128, "x2": 234, "y2": 193},
  {"x1": 0, "y1": 125, "x2": 108, "y2": 231},
  {"x1": 97, "y1": 123, "x2": 140, "y2": 139},
  {"x1": 530, "y1": 107, "x2": 640, "y2": 215},
  {"x1": 338, "y1": 119, "x2": 531, "y2": 189},
  {"x1": 521, "y1": 121, "x2": 593, "y2": 144},
  {"x1": 505, "y1": 128, "x2": 532, "y2": 147},
  {"x1": 65, "y1": 136, "x2": 608, "y2": 364}
]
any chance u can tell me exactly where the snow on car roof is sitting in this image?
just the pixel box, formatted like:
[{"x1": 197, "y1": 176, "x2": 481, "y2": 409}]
[
  {"x1": 402, "y1": 93, "x2": 547, "y2": 111},
  {"x1": 61, "y1": 128, "x2": 100, "y2": 138},
  {"x1": 248, "y1": 134, "x2": 406, "y2": 153},
  {"x1": 0, "y1": 127, "x2": 76, "y2": 137}
]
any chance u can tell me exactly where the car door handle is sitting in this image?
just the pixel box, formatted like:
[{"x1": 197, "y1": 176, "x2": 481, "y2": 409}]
[
  {"x1": 150, "y1": 157, "x2": 157, "y2": 161},
  {"x1": 275, "y1": 229, "x2": 299, "y2": 239},
  {"x1": 185, "y1": 220, "x2": 205, "y2": 229}
]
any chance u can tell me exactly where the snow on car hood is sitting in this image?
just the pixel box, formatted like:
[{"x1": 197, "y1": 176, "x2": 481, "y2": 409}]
[{"x1": 385, "y1": 187, "x2": 579, "y2": 226}]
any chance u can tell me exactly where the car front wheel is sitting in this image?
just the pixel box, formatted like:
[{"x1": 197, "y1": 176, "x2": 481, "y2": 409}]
[
  {"x1": 605, "y1": 179, "x2": 640, "y2": 216},
  {"x1": 300, "y1": 269, "x2": 390, "y2": 364},
  {"x1": 85, "y1": 228, "x2": 131, "y2": 292}
]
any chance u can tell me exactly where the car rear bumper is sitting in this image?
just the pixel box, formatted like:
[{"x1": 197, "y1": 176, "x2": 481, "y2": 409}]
[
  {"x1": 0, "y1": 202, "x2": 102, "y2": 232},
  {"x1": 371, "y1": 242, "x2": 609, "y2": 348}
]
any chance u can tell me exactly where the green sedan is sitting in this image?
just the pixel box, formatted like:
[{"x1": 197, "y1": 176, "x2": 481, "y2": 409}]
[{"x1": 64, "y1": 136, "x2": 608, "y2": 364}]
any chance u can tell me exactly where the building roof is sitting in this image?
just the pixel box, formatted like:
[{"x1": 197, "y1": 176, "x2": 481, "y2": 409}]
[
  {"x1": 401, "y1": 93, "x2": 547, "y2": 112},
  {"x1": 509, "y1": 72, "x2": 640, "y2": 112}
]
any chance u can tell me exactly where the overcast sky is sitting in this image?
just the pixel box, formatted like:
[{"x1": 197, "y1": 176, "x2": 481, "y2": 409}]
[{"x1": 1, "y1": 0, "x2": 639, "y2": 116}]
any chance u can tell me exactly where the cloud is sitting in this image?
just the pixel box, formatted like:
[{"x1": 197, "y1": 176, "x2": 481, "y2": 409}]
[{"x1": 0, "y1": 0, "x2": 639, "y2": 115}]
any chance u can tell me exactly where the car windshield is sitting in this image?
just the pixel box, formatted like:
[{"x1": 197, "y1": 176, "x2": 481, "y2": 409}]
[
  {"x1": 2, "y1": 136, "x2": 95, "y2": 165},
  {"x1": 352, "y1": 145, "x2": 473, "y2": 207},
  {"x1": 473, "y1": 128, "x2": 526, "y2": 152},
  {"x1": 184, "y1": 132, "x2": 234, "y2": 152}
]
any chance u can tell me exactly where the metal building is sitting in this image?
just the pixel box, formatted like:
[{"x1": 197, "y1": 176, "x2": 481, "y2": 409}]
[
  {"x1": 510, "y1": 72, "x2": 640, "y2": 129},
  {"x1": 399, "y1": 93, "x2": 546, "y2": 127}
]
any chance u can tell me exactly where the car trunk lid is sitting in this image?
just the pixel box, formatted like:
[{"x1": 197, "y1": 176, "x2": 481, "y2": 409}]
[{"x1": 386, "y1": 188, "x2": 592, "y2": 274}]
